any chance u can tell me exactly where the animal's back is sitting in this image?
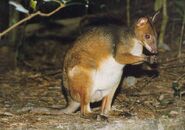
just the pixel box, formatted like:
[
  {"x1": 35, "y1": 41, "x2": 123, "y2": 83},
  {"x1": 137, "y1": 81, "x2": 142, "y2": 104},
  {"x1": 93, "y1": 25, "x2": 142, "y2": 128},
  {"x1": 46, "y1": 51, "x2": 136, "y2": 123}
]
[{"x1": 63, "y1": 26, "x2": 123, "y2": 89}]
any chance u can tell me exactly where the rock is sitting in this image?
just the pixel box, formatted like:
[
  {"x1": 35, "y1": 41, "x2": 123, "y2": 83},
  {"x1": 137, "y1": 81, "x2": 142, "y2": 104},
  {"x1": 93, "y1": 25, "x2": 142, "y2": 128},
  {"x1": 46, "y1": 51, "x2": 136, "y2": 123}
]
[
  {"x1": 123, "y1": 76, "x2": 137, "y2": 87},
  {"x1": 169, "y1": 111, "x2": 179, "y2": 117},
  {"x1": 158, "y1": 43, "x2": 171, "y2": 51},
  {"x1": 159, "y1": 94, "x2": 164, "y2": 101}
]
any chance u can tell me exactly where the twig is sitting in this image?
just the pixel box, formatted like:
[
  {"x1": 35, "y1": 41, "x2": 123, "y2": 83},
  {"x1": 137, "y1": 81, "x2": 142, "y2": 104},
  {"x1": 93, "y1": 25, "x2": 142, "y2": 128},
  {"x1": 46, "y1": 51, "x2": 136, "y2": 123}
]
[
  {"x1": 0, "y1": 3, "x2": 65, "y2": 37},
  {"x1": 44, "y1": 70, "x2": 62, "y2": 76},
  {"x1": 177, "y1": 73, "x2": 185, "y2": 81},
  {"x1": 0, "y1": 111, "x2": 14, "y2": 116},
  {"x1": 160, "y1": 63, "x2": 185, "y2": 69},
  {"x1": 160, "y1": 56, "x2": 183, "y2": 64},
  {"x1": 129, "y1": 92, "x2": 158, "y2": 97}
]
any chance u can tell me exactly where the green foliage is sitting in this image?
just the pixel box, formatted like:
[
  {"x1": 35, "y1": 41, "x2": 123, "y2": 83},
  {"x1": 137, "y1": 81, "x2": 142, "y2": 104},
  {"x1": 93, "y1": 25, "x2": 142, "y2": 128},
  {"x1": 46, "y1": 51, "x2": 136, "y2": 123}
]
[
  {"x1": 43, "y1": 0, "x2": 87, "y2": 4},
  {"x1": 9, "y1": 1, "x2": 29, "y2": 14},
  {"x1": 63, "y1": 0, "x2": 87, "y2": 5},
  {"x1": 174, "y1": 0, "x2": 185, "y2": 17},
  {"x1": 30, "y1": 0, "x2": 37, "y2": 11}
]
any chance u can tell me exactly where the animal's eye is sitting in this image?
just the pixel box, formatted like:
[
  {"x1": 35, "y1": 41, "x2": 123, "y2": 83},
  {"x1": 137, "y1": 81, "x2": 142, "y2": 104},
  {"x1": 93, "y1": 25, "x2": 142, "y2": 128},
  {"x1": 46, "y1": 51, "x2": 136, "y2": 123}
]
[{"x1": 145, "y1": 34, "x2": 151, "y2": 39}]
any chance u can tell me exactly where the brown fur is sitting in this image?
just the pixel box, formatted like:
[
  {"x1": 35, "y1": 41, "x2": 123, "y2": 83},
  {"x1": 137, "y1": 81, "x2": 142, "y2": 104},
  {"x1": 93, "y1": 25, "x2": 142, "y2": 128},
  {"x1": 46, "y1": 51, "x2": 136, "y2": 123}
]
[
  {"x1": 134, "y1": 17, "x2": 157, "y2": 53},
  {"x1": 62, "y1": 16, "x2": 157, "y2": 117}
]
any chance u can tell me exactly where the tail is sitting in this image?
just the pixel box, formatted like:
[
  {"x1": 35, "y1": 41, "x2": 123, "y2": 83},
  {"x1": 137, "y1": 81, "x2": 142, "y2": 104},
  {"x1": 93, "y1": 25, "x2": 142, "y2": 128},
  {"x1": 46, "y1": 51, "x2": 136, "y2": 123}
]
[
  {"x1": 61, "y1": 99, "x2": 80, "y2": 114},
  {"x1": 30, "y1": 100, "x2": 80, "y2": 115},
  {"x1": 61, "y1": 84, "x2": 80, "y2": 113},
  {"x1": 30, "y1": 85, "x2": 80, "y2": 115}
]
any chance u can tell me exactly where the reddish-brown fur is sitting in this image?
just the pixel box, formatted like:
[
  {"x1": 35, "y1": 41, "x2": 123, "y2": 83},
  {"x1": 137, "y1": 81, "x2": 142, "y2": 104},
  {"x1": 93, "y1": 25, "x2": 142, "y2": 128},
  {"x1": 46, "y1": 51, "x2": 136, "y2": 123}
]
[{"x1": 60, "y1": 14, "x2": 158, "y2": 118}]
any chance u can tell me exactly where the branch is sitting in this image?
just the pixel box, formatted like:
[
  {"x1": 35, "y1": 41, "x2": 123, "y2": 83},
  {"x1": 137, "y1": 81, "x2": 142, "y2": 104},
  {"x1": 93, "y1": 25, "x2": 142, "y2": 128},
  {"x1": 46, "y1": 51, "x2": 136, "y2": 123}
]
[
  {"x1": 126, "y1": 0, "x2": 130, "y2": 26},
  {"x1": 0, "y1": 3, "x2": 65, "y2": 37},
  {"x1": 178, "y1": 12, "x2": 185, "y2": 58}
]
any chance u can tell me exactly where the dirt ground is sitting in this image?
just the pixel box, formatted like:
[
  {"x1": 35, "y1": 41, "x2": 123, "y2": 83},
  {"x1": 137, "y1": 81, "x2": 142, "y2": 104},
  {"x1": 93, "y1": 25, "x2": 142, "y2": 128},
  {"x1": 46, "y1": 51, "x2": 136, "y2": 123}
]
[{"x1": 0, "y1": 18, "x2": 185, "y2": 130}]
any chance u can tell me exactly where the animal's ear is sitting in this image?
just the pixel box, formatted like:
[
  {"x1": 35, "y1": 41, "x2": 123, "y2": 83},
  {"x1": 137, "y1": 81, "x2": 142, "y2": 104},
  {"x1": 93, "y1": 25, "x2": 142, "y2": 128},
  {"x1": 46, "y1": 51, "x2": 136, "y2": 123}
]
[
  {"x1": 151, "y1": 10, "x2": 161, "y2": 23},
  {"x1": 136, "y1": 17, "x2": 148, "y2": 27}
]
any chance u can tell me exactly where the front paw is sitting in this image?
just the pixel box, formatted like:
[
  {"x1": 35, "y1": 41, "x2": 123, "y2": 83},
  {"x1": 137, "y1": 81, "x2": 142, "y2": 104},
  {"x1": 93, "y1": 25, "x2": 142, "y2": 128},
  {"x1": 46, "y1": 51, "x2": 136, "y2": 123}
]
[
  {"x1": 149, "y1": 55, "x2": 158, "y2": 64},
  {"x1": 145, "y1": 55, "x2": 157, "y2": 64}
]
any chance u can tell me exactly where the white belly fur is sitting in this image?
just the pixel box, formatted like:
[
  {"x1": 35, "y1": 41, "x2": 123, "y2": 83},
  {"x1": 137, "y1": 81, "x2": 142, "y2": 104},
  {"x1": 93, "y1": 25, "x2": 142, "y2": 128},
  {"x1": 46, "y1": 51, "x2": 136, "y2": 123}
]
[{"x1": 90, "y1": 56, "x2": 125, "y2": 102}]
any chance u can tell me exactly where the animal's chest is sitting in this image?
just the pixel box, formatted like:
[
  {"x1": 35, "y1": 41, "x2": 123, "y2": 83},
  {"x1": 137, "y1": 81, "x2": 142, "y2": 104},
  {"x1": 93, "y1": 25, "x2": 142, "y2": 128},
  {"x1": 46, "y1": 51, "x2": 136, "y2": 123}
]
[{"x1": 90, "y1": 56, "x2": 124, "y2": 102}]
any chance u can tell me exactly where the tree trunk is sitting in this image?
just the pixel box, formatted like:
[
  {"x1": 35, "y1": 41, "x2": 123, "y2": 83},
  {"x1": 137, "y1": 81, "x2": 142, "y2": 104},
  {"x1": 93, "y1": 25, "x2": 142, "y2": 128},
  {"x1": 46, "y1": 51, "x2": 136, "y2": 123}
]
[
  {"x1": 0, "y1": 0, "x2": 16, "y2": 72},
  {"x1": 158, "y1": 0, "x2": 168, "y2": 48},
  {"x1": 126, "y1": 0, "x2": 130, "y2": 26},
  {"x1": 9, "y1": 1, "x2": 20, "y2": 44},
  {"x1": 0, "y1": 0, "x2": 9, "y2": 39}
]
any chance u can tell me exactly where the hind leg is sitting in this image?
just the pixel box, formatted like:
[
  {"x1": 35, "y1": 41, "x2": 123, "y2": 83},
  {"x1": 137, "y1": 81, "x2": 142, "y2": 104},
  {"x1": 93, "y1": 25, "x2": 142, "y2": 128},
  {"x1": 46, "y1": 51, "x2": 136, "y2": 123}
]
[
  {"x1": 80, "y1": 89, "x2": 94, "y2": 118},
  {"x1": 80, "y1": 90, "x2": 99, "y2": 119},
  {"x1": 61, "y1": 84, "x2": 80, "y2": 114},
  {"x1": 101, "y1": 84, "x2": 119, "y2": 115},
  {"x1": 68, "y1": 66, "x2": 95, "y2": 117}
]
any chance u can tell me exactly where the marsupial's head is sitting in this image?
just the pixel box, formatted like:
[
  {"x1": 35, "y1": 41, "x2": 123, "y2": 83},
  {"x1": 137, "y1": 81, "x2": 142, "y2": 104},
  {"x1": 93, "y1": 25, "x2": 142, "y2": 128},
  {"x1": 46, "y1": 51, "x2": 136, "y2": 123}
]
[{"x1": 134, "y1": 12, "x2": 159, "y2": 54}]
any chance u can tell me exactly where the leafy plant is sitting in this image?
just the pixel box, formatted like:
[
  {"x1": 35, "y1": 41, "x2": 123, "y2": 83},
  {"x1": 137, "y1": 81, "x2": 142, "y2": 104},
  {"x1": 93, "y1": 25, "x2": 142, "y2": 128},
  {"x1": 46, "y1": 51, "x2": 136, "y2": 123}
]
[
  {"x1": 9, "y1": 1, "x2": 29, "y2": 14},
  {"x1": 30, "y1": 0, "x2": 37, "y2": 11}
]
